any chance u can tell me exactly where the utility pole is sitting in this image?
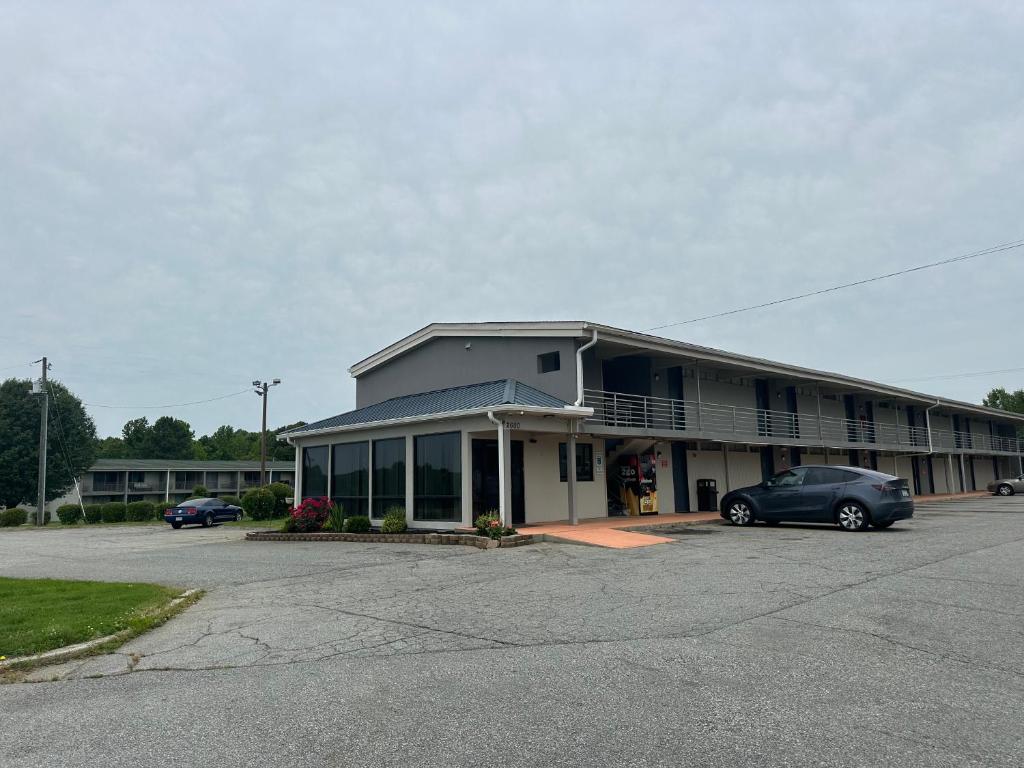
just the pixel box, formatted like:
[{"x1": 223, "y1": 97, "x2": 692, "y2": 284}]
[
  {"x1": 32, "y1": 357, "x2": 50, "y2": 526},
  {"x1": 253, "y1": 379, "x2": 281, "y2": 486}
]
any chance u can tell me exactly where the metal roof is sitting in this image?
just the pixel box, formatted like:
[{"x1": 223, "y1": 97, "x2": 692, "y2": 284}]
[
  {"x1": 281, "y1": 379, "x2": 572, "y2": 437},
  {"x1": 90, "y1": 459, "x2": 294, "y2": 471}
]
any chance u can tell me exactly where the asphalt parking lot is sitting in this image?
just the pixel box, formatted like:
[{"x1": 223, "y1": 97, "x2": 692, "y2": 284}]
[{"x1": 2, "y1": 495, "x2": 1024, "y2": 767}]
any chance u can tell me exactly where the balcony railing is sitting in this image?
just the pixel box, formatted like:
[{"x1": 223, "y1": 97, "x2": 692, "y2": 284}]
[
  {"x1": 583, "y1": 389, "x2": 1023, "y2": 455},
  {"x1": 91, "y1": 481, "x2": 125, "y2": 493}
]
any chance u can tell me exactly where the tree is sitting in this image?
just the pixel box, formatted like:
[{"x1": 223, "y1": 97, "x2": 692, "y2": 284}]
[
  {"x1": 983, "y1": 387, "x2": 1024, "y2": 415},
  {"x1": 984, "y1": 388, "x2": 1024, "y2": 436},
  {"x1": 147, "y1": 416, "x2": 194, "y2": 459},
  {"x1": 122, "y1": 417, "x2": 151, "y2": 456},
  {"x1": 0, "y1": 378, "x2": 97, "y2": 509}
]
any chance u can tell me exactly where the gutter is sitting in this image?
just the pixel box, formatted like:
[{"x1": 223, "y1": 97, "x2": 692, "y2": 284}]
[
  {"x1": 574, "y1": 327, "x2": 599, "y2": 407},
  {"x1": 281, "y1": 404, "x2": 594, "y2": 442}
]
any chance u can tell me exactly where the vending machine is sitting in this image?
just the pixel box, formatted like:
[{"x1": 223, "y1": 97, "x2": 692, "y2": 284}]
[{"x1": 608, "y1": 451, "x2": 659, "y2": 516}]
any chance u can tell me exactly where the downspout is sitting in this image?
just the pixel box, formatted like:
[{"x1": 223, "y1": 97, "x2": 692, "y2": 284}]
[
  {"x1": 574, "y1": 327, "x2": 599, "y2": 407},
  {"x1": 925, "y1": 399, "x2": 940, "y2": 455}
]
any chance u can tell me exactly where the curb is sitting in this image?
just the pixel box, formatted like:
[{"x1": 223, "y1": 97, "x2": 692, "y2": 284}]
[
  {"x1": 0, "y1": 589, "x2": 201, "y2": 670},
  {"x1": 245, "y1": 531, "x2": 534, "y2": 549}
]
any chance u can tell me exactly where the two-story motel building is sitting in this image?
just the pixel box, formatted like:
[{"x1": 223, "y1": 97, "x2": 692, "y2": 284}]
[{"x1": 281, "y1": 322, "x2": 1024, "y2": 529}]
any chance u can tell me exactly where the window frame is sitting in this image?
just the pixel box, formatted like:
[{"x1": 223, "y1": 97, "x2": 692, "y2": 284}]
[
  {"x1": 330, "y1": 441, "x2": 369, "y2": 518},
  {"x1": 413, "y1": 431, "x2": 462, "y2": 522},
  {"x1": 558, "y1": 442, "x2": 594, "y2": 482},
  {"x1": 301, "y1": 445, "x2": 330, "y2": 498},
  {"x1": 372, "y1": 437, "x2": 406, "y2": 519},
  {"x1": 537, "y1": 351, "x2": 560, "y2": 374}
]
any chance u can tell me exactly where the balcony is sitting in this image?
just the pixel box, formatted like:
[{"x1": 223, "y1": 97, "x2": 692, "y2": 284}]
[
  {"x1": 583, "y1": 389, "x2": 1022, "y2": 455},
  {"x1": 90, "y1": 481, "x2": 124, "y2": 493}
]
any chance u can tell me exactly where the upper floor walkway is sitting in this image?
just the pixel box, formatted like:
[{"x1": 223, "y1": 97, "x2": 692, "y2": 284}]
[{"x1": 582, "y1": 389, "x2": 1023, "y2": 456}]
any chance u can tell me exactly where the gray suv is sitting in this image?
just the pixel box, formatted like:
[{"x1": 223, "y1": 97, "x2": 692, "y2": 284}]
[{"x1": 720, "y1": 465, "x2": 914, "y2": 531}]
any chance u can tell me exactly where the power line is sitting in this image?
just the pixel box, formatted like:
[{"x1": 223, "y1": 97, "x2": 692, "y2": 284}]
[
  {"x1": 887, "y1": 365, "x2": 1024, "y2": 384},
  {"x1": 0, "y1": 360, "x2": 36, "y2": 374},
  {"x1": 83, "y1": 388, "x2": 253, "y2": 410},
  {"x1": 645, "y1": 238, "x2": 1024, "y2": 332}
]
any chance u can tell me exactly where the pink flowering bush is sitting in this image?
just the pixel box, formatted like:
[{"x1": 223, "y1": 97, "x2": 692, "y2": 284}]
[
  {"x1": 289, "y1": 496, "x2": 333, "y2": 533},
  {"x1": 473, "y1": 512, "x2": 516, "y2": 539}
]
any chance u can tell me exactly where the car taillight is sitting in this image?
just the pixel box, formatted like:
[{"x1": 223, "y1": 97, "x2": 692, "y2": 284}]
[{"x1": 872, "y1": 483, "x2": 890, "y2": 492}]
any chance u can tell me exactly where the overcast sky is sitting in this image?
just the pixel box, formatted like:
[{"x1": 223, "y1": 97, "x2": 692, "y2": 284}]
[{"x1": 2, "y1": 1, "x2": 1023, "y2": 438}]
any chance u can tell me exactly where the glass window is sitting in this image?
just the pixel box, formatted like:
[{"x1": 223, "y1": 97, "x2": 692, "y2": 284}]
[
  {"x1": 414, "y1": 432, "x2": 462, "y2": 522},
  {"x1": 372, "y1": 438, "x2": 406, "y2": 519},
  {"x1": 766, "y1": 468, "x2": 807, "y2": 488},
  {"x1": 301, "y1": 445, "x2": 329, "y2": 498},
  {"x1": 537, "y1": 351, "x2": 560, "y2": 373},
  {"x1": 804, "y1": 467, "x2": 856, "y2": 485},
  {"x1": 559, "y1": 443, "x2": 594, "y2": 482},
  {"x1": 331, "y1": 442, "x2": 369, "y2": 518}
]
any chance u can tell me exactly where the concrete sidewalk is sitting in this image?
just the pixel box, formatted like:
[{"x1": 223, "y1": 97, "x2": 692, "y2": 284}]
[{"x1": 518, "y1": 511, "x2": 721, "y2": 548}]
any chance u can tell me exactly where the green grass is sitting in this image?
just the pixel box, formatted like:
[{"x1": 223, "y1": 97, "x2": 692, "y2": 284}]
[{"x1": 0, "y1": 578, "x2": 182, "y2": 658}]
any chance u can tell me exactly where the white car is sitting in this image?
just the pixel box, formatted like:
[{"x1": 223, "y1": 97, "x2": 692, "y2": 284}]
[{"x1": 988, "y1": 475, "x2": 1024, "y2": 496}]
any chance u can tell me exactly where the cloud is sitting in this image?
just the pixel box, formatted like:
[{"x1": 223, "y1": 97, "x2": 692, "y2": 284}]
[{"x1": 1, "y1": 1, "x2": 1022, "y2": 436}]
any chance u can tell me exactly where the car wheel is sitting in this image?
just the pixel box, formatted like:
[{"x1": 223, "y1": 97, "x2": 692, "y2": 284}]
[
  {"x1": 872, "y1": 520, "x2": 894, "y2": 529},
  {"x1": 235, "y1": 511, "x2": 243, "y2": 522},
  {"x1": 726, "y1": 500, "x2": 755, "y2": 526},
  {"x1": 171, "y1": 522, "x2": 182, "y2": 530},
  {"x1": 837, "y1": 502, "x2": 869, "y2": 532},
  {"x1": 997, "y1": 484, "x2": 1014, "y2": 496},
  {"x1": 203, "y1": 513, "x2": 214, "y2": 528}
]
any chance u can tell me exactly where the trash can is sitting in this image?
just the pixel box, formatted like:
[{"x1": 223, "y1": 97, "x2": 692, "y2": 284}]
[{"x1": 696, "y1": 478, "x2": 718, "y2": 512}]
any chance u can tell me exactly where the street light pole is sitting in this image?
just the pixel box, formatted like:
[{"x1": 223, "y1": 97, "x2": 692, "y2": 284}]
[
  {"x1": 32, "y1": 357, "x2": 50, "y2": 526},
  {"x1": 253, "y1": 379, "x2": 281, "y2": 487}
]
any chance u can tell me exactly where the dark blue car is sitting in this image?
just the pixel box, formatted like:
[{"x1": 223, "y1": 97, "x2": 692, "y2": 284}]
[
  {"x1": 719, "y1": 465, "x2": 914, "y2": 531},
  {"x1": 164, "y1": 498, "x2": 243, "y2": 529}
]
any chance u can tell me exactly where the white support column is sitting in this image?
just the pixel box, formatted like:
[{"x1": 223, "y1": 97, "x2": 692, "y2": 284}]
[
  {"x1": 165, "y1": 470, "x2": 170, "y2": 501},
  {"x1": 460, "y1": 431, "x2": 472, "y2": 527},
  {"x1": 497, "y1": 421, "x2": 512, "y2": 528},
  {"x1": 123, "y1": 470, "x2": 129, "y2": 504},
  {"x1": 568, "y1": 428, "x2": 578, "y2": 526},
  {"x1": 405, "y1": 436, "x2": 415, "y2": 527},
  {"x1": 959, "y1": 453, "x2": 967, "y2": 493},
  {"x1": 816, "y1": 386, "x2": 824, "y2": 444}
]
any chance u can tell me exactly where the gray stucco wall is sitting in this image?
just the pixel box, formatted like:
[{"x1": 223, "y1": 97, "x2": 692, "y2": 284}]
[{"x1": 356, "y1": 336, "x2": 580, "y2": 407}]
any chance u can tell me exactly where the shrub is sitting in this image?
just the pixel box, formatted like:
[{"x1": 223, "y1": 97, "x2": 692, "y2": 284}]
[
  {"x1": 192, "y1": 484, "x2": 209, "y2": 498},
  {"x1": 0, "y1": 507, "x2": 28, "y2": 527},
  {"x1": 474, "y1": 511, "x2": 516, "y2": 540},
  {"x1": 220, "y1": 495, "x2": 242, "y2": 508},
  {"x1": 280, "y1": 515, "x2": 298, "y2": 533},
  {"x1": 242, "y1": 487, "x2": 276, "y2": 520},
  {"x1": 343, "y1": 515, "x2": 371, "y2": 534},
  {"x1": 56, "y1": 504, "x2": 83, "y2": 525},
  {"x1": 327, "y1": 501, "x2": 345, "y2": 533},
  {"x1": 126, "y1": 501, "x2": 155, "y2": 521},
  {"x1": 266, "y1": 483, "x2": 293, "y2": 517},
  {"x1": 84, "y1": 504, "x2": 103, "y2": 524},
  {"x1": 290, "y1": 496, "x2": 332, "y2": 533},
  {"x1": 381, "y1": 507, "x2": 407, "y2": 534},
  {"x1": 41, "y1": 509, "x2": 51, "y2": 525},
  {"x1": 100, "y1": 502, "x2": 127, "y2": 523}
]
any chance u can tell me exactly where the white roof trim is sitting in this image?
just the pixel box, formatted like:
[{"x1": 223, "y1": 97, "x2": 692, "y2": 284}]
[{"x1": 282, "y1": 404, "x2": 594, "y2": 443}]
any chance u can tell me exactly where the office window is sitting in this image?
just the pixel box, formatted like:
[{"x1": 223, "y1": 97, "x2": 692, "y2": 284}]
[
  {"x1": 559, "y1": 443, "x2": 594, "y2": 482},
  {"x1": 372, "y1": 438, "x2": 406, "y2": 518},
  {"x1": 302, "y1": 445, "x2": 329, "y2": 498},
  {"x1": 414, "y1": 432, "x2": 461, "y2": 521},
  {"x1": 331, "y1": 442, "x2": 369, "y2": 517},
  {"x1": 537, "y1": 351, "x2": 560, "y2": 373}
]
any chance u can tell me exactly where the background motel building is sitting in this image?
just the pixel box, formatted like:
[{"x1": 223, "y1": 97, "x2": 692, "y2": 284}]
[{"x1": 280, "y1": 322, "x2": 1024, "y2": 529}]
